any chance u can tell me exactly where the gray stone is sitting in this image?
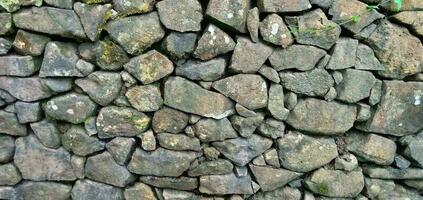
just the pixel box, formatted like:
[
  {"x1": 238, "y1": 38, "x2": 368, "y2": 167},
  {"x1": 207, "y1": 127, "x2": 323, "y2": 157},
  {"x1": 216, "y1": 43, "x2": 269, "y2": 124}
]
[
  {"x1": 97, "y1": 106, "x2": 151, "y2": 138},
  {"x1": 76, "y1": 71, "x2": 122, "y2": 106},
  {"x1": 157, "y1": 133, "x2": 201, "y2": 151},
  {"x1": 355, "y1": 44, "x2": 384, "y2": 71},
  {"x1": 247, "y1": 7, "x2": 259, "y2": 42},
  {"x1": 230, "y1": 114, "x2": 264, "y2": 137},
  {"x1": 324, "y1": 87, "x2": 337, "y2": 101},
  {"x1": 336, "y1": 69, "x2": 376, "y2": 103},
  {"x1": 212, "y1": 134, "x2": 273, "y2": 166},
  {"x1": 401, "y1": 134, "x2": 423, "y2": 168},
  {"x1": 112, "y1": 0, "x2": 155, "y2": 15},
  {"x1": 279, "y1": 69, "x2": 334, "y2": 97},
  {"x1": 71, "y1": 155, "x2": 85, "y2": 179},
  {"x1": 0, "y1": 163, "x2": 21, "y2": 186},
  {"x1": 124, "y1": 50, "x2": 174, "y2": 84},
  {"x1": 128, "y1": 147, "x2": 197, "y2": 177},
  {"x1": 44, "y1": 0, "x2": 72, "y2": 8},
  {"x1": 62, "y1": 126, "x2": 105, "y2": 156},
  {"x1": 126, "y1": 84, "x2": 163, "y2": 112},
  {"x1": 86, "y1": 151, "x2": 136, "y2": 187},
  {"x1": 357, "y1": 81, "x2": 423, "y2": 136},
  {"x1": 286, "y1": 98, "x2": 357, "y2": 135},
  {"x1": 394, "y1": 155, "x2": 411, "y2": 169},
  {"x1": 140, "y1": 176, "x2": 198, "y2": 191},
  {"x1": 203, "y1": 145, "x2": 220, "y2": 160},
  {"x1": 234, "y1": 166, "x2": 248, "y2": 177},
  {"x1": 106, "y1": 137, "x2": 136, "y2": 165},
  {"x1": 106, "y1": 12, "x2": 165, "y2": 55},
  {"x1": 259, "y1": 14, "x2": 293, "y2": 47},
  {"x1": 268, "y1": 84, "x2": 289, "y2": 121},
  {"x1": 326, "y1": 38, "x2": 359, "y2": 70},
  {"x1": 369, "y1": 79, "x2": 382, "y2": 106},
  {"x1": 157, "y1": 0, "x2": 202, "y2": 32},
  {"x1": 14, "y1": 135, "x2": 76, "y2": 181},
  {"x1": 250, "y1": 165, "x2": 303, "y2": 192},
  {"x1": 258, "y1": 65, "x2": 280, "y2": 83},
  {"x1": 72, "y1": 179, "x2": 123, "y2": 200},
  {"x1": 14, "y1": 101, "x2": 41, "y2": 123},
  {"x1": 278, "y1": 131, "x2": 338, "y2": 172},
  {"x1": 40, "y1": 41, "x2": 83, "y2": 77},
  {"x1": 310, "y1": 0, "x2": 333, "y2": 9},
  {"x1": 141, "y1": 131, "x2": 156, "y2": 151},
  {"x1": 74, "y1": 3, "x2": 112, "y2": 41},
  {"x1": 13, "y1": 7, "x2": 86, "y2": 39},
  {"x1": 188, "y1": 159, "x2": 233, "y2": 177},
  {"x1": 285, "y1": 92, "x2": 297, "y2": 111},
  {"x1": 0, "y1": 55, "x2": 40, "y2": 77},
  {"x1": 258, "y1": 118, "x2": 285, "y2": 139},
  {"x1": 16, "y1": 181, "x2": 72, "y2": 200},
  {"x1": 235, "y1": 103, "x2": 257, "y2": 118},
  {"x1": 193, "y1": 118, "x2": 238, "y2": 142},
  {"x1": 44, "y1": 93, "x2": 97, "y2": 124},
  {"x1": 356, "y1": 103, "x2": 371, "y2": 122},
  {"x1": 75, "y1": 59, "x2": 95, "y2": 76},
  {"x1": 0, "y1": 110, "x2": 26, "y2": 136},
  {"x1": 263, "y1": 149, "x2": 280, "y2": 167},
  {"x1": 193, "y1": 24, "x2": 236, "y2": 60},
  {"x1": 363, "y1": 167, "x2": 423, "y2": 179},
  {"x1": 0, "y1": 38, "x2": 12, "y2": 55},
  {"x1": 403, "y1": 180, "x2": 423, "y2": 193},
  {"x1": 376, "y1": 184, "x2": 423, "y2": 200},
  {"x1": 334, "y1": 154, "x2": 358, "y2": 171},
  {"x1": 176, "y1": 58, "x2": 226, "y2": 81},
  {"x1": 249, "y1": 186, "x2": 302, "y2": 200},
  {"x1": 364, "y1": 178, "x2": 395, "y2": 199},
  {"x1": 258, "y1": 0, "x2": 311, "y2": 12},
  {"x1": 199, "y1": 173, "x2": 253, "y2": 194},
  {"x1": 164, "y1": 76, "x2": 235, "y2": 119},
  {"x1": 229, "y1": 37, "x2": 273, "y2": 74},
  {"x1": 162, "y1": 32, "x2": 197, "y2": 60},
  {"x1": 30, "y1": 120, "x2": 61, "y2": 149},
  {"x1": 0, "y1": 14, "x2": 12, "y2": 36},
  {"x1": 285, "y1": 9, "x2": 341, "y2": 50},
  {"x1": 162, "y1": 189, "x2": 198, "y2": 200},
  {"x1": 152, "y1": 107, "x2": 188, "y2": 134},
  {"x1": 206, "y1": 0, "x2": 249, "y2": 33},
  {"x1": 305, "y1": 168, "x2": 364, "y2": 198},
  {"x1": 124, "y1": 182, "x2": 157, "y2": 200},
  {"x1": 42, "y1": 78, "x2": 73, "y2": 93},
  {"x1": 392, "y1": 11, "x2": 423, "y2": 38},
  {"x1": 269, "y1": 45, "x2": 326, "y2": 71},
  {"x1": 90, "y1": 40, "x2": 130, "y2": 71},
  {"x1": 0, "y1": 135, "x2": 14, "y2": 163}
]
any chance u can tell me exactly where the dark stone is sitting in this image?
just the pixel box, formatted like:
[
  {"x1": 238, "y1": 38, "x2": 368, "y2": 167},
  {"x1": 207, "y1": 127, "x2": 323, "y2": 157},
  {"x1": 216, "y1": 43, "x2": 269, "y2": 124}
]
[
  {"x1": 152, "y1": 107, "x2": 188, "y2": 134},
  {"x1": 62, "y1": 126, "x2": 105, "y2": 156},
  {"x1": 76, "y1": 71, "x2": 122, "y2": 106},
  {"x1": 176, "y1": 58, "x2": 226, "y2": 81},
  {"x1": 229, "y1": 37, "x2": 273, "y2": 73},
  {"x1": 193, "y1": 24, "x2": 235, "y2": 60},
  {"x1": 0, "y1": 110, "x2": 27, "y2": 136},
  {"x1": 44, "y1": 93, "x2": 97, "y2": 124},
  {"x1": 156, "y1": 0, "x2": 203, "y2": 32},
  {"x1": 193, "y1": 118, "x2": 238, "y2": 142},
  {"x1": 269, "y1": 45, "x2": 326, "y2": 71},
  {"x1": 205, "y1": 0, "x2": 250, "y2": 33}
]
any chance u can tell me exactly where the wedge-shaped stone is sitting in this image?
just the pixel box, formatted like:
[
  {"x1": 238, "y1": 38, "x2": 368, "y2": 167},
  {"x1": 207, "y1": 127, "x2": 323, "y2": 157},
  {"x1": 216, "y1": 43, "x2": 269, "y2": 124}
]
[
  {"x1": 156, "y1": 0, "x2": 203, "y2": 32},
  {"x1": 40, "y1": 42, "x2": 83, "y2": 77},
  {"x1": 0, "y1": 110, "x2": 26, "y2": 136},
  {"x1": 355, "y1": 43, "x2": 384, "y2": 71},
  {"x1": 229, "y1": 37, "x2": 273, "y2": 73},
  {"x1": 259, "y1": 14, "x2": 293, "y2": 47},
  {"x1": 193, "y1": 118, "x2": 238, "y2": 142},
  {"x1": 74, "y1": 3, "x2": 112, "y2": 41},
  {"x1": 188, "y1": 159, "x2": 233, "y2": 177},
  {"x1": 250, "y1": 165, "x2": 303, "y2": 192},
  {"x1": 279, "y1": 69, "x2": 334, "y2": 97},
  {"x1": 199, "y1": 173, "x2": 253, "y2": 194},
  {"x1": 336, "y1": 69, "x2": 376, "y2": 103},
  {"x1": 157, "y1": 133, "x2": 201, "y2": 151},
  {"x1": 175, "y1": 58, "x2": 226, "y2": 81},
  {"x1": 62, "y1": 126, "x2": 105, "y2": 156},
  {"x1": 205, "y1": 0, "x2": 250, "y2": 33},
  {"x1": 193, "y1": 24, "x2": 235, "y2": 60}
]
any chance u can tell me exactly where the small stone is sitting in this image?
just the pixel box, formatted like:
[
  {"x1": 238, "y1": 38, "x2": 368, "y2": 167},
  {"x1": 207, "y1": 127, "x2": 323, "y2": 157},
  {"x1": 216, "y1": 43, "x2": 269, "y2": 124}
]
[
  {"x1": 268, "y1": 84, "x2": 289, "y2": 120},
  {"x1": 124, "y1": 182, "x2": 157, "y2": 200},
  {"x1": 0, "y1": 38, "x2": 11, "y2": 55},
  {"x1": 324, "y1": 87, "x2": 337, "y2": 101},
  {"x1": 43, "y1": 78, "x2": 73, "y2": 94},
  {"x1": 257, "y1": 118, "x2": 285, "y2": 139},
  {"x1": 0, "y1": 163, "x2": 21, "y2": 186},
  {"x1": 356, "y1": 103, "x2": 371, "y2": 122},
  {"x1": 287, "y1": 98, "x2": 357, "y2": 135},
  {"x1": 16, "y1": 181, "x2": 72, "y2": 200},
  {"x1": 14, "y1": 101, "x2": 41, "y2": 123},
  {"x1": 75, "y1": 59, "x2": 95, "y2": 76},
  {"x1": 247, "y1": 7, "x2": 259, "y2": 42},
  {"x1": 278, "y1": 131, "x2": 338, "y2": 172},
  {"x1": 0, "y1": 55, "x2": 40, "y2": 77},
  {"x1": 13, "y1": 7, "x2": 86, "y2": 39},
  {"x1": 212, "y1": 134, "x2": 273, "y2": 166},
  {"x1": 152, "y1": 107, "x2": 188, "y2": 134},
  {"x1": 285, "y1": 9, "x2": 341, "y2": 50},
  {"x1": 401, "y1": 135, "x2": 423, "y2": 168},
  {"x1": 193, "y1": 24, "x2": 236, "y2": 60},
  {"x1": 305, "y1": 168, "x2": 364, "y2": 198},
  {"x1": 164, "y1": 76, "x2": 235, "y2": 119},
  {"x1": 355, "y1": 43, "x2": 384, "y2": 71},
  {"x1": 258, "y1": 65, "x2": 280, "y2": 83},
  {"x1": 140, "y1": 176, "x2": 198, "y2": 191},
  {"x1": 199, "y1": 173, "x2": 253, "y2": 194},
  {"x1": 157, "y1": 133, "x2": 201, "y2": 151},
  {"x1": 310, "y1": 0, "x2": 333, "y2": 10},
  {"x1": 230, "y1": 114, "x2": 264, "y2": 138},
  {"x1": 203, "y1": 145, "x2": 220, "y2": 160},
  {"x1": 97, "y1": 106, "x2": 151, "y2": 138},
  {"x1": 394, "y1": 155, "x2": 411, "y2": 169},
  {"x1": 229, "y1": 37, "x2": 273, "y2": 73},
  {"x1": 112, "y1": 0, "x2": 155, "y2": 15},
  {"x1": 88, "y1": 40, "x2": 129, "y2": 71},
  {"x1": 14, "y1": 135, "x2": 76, "y2": 181},
  {"x1": 74, "y1": 3, "x2": 112, "y2": 42},
  {"x1": 235, "y1": 103, "x2": 257, "y2": 118},
  {"x1": 176, "y1": 58, "x2": 226, "y2": 82},
  {"x1": 71, "y1": 155, "x2": 85, "y2": 179},
  {"x1": 157, "y1": 0, "x2": 202, "y2": 32},
  {"x1": 269, "y1": 45, "x2": 326, "y2": 71},
  {"x1": 106, "y1": 12, "x2": 165, "y2": 55},
  {"x1": 249, "y1": 186, "x2": 302, "y2": 200},
  {"x1": 83, "y1": 117, "x2": 97, "y2": 136},
  {"x1": 62, "y1": 126, "x2": 105, "y2": 156},
  {"x1": 162, "y1": 32, "x2": 197, "y2": 60},
  {"x1": 0, "y1": 135, "x2": 14, "y2": 164},
  {"x1": 234, "y1": 166, "x2": 248, "y2": 177},
  {"x1": 188, "y1": 159, "x2": 233, "y2": 176},
  {"x1": 12, "y1": 30, "x2": 50, "y2": 56},
  {"x1": 0, "y1": 110, "x2": 26, "y2": 136},
  {"x1": 0, "y1": 14, "x2": 12, "y2": 36},
  {"x1": 336, "y1": 69, "x2": 376, "y2": 103},
  {"x1": 334, "y1": 154, "x2": 359, "y2": 171},
  {"x1": 128, "y1": 147, "x2": 197, "y2": 177},
  {"x1": 260, "y1": 14, "x2": 293, "y2": 47},
  {"x1": 284, "y1": 92, "x2": 297, "y2": 111},
  {"x1": 206, "y1": 0, "x2": 249, "y2": 33},
  {"x1": 86, "y1": 151, "x2": 136, "y2": 187},
  {"x1": 30, "y1": 120, "x2": 61, "y2": 149},
  {"x1": 76, "y1": 71, "x2": 122, "y2": 106},
  {"x1": 72, "y1": 179, "x2": 123, "y2": 200},
  {"x1": 250, "y1": 165, "x2": 303, "y2": 192},
  {"x1": 124, "y1": 50, "x2": 174, "y2": 84},
  {"x1": 40, "y1": 41, "x2": 84, "y2": 77},
  {"x1": 0, "y1": 187, "x2": 15, "y2": 200},
  {"x1": 363, "y1": 167, "x2": 423, "y2": 179},
  {"x1": 194, "y1": 118, "x2": 238, "y2": 142},
  {"x1": 279, "y1": 68, "x2": 334, "y2": 97},
  {"x1": 106, "y1": 137, "x2": 136, "y2": 165},
  {"x1": 126, "y1": 84, "x2": 163, "y2": 112},
  {"x1": 264, "y1": 148, "x2": 280, "y2": 167},
  {"x1": 326, "y1": 38, "x2": 359, "y2": 70},
  {"x1": 141, "y1": 130, "x2": 156, "y2": 151},
  {"x1": 258, "y1": 0, "x2": 311, "y2": 12},
  {"x1": 364, "y1": 178, "x2": 395, "y2": 199},
  {"x1": 369, "y1": 79, "x2": 382, "y2": 106},
  {"x1": 44, "y1": 93, "x2": 97, "y2": 124}
]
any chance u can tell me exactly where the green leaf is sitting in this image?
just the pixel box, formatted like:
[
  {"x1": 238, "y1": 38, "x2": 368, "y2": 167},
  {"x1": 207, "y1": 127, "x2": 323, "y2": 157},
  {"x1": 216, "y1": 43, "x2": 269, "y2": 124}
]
[{"x1": 394, "y1": 0, "x2": 403, "y2": 12}]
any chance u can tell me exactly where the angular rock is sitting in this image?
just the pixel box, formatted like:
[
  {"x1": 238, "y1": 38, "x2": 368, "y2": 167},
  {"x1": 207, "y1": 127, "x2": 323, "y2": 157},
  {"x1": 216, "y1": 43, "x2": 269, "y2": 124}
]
[
  {"x1": 162, "y1": 189, "x2": 199, "y2": 200},
  {"x1": 76, "y1": 71, "x2": 122, "y2": 106},
  {"x1": 364, "y1": 178, "x2": 395, "y2": 199},
  {"x1": 287, "y1": 98, "x2": 356, "y2": 135},
  {"x1": 394, "y1": 155, "x2": 411, "y2": 169},
  {"x1": 176, "y1": 58, "x2": 226, "y2": 81},
  {"x1": 15, "y1": 101, "x2": 41, "y2": 123},
  {"x1": 0, "y1": 135, "x2": 14, "y2": 163},
  {"x1": 0, "y1": 110, "x2": 26, "y2": 136},
  {"x1": 250, "y1": 165, "x2": 303, "y2": 192},
  {"x1": 258, "y1": 118, "x2": 285, "y2": 139},
  {"x1": 264, "y1": 148, "x2": 280, "y2": 167},
  {"x1": 229, "y1": 37, "x2": 273, "y2": 73},
  {"x1": 366, "y1": 20, "x2": 423, "y2": 79},
  {"x1": 258, "y1": 0, "x2": 311, "y2": 12},
  {"x1": 14, "y1": 135, "x2": 76, "y2": 181},
  {"x1": 268, "y1": 84, "x2": 289, "y2": 121},
  {"x1": 74, "y1": 3, "x2": 112, "y2": 41},
  {"x1": 285, "y1": 9, "x2": 341, "y2": 50},
  {"x1": 401, "y1": 134, "x2": 423, "y2": 168},
  {"x1": 124, "y1": 50, "x2": 174, "y2": 84},
  {"x1": 278, "y1": 131, "x2": 338, "y2": 172},
  {"x1": 140, "y1": 176, "x2": 198, "y2": 191},
  {"x1": 124, "y1": 182, "x2": 157, "y2": 200},
  {"x1": 279, "y1": 68, "x2": 334, "y2": 97},
  {"x1": 336, "y1": 69, "x2": 376, "y2": 103},
  {"x1": 249, "y1": 186, "x2": 302, "y2": 200},
  {"x1": 0, "y1": 55, "x2": 40, "y2": 77},
  {"x1": 0, "y1": 163, "x2": 21, "y2": 186},
  {"x1": 90, "y1": 40, "x2": 130, "y2": 71},
  {"x1": 15, "y1": 181, "x2": 72, "y2": 200},
  {"x1": 230, "y1": 114, "x2": 264, "y2": 137},
  {"x1": 364, "y1": 167, "x2": 423, "y2": 179},
  {"x1": 30, "y1": 119, "x2": 61, "y2": 149},
  {"x1": 157, "y1": 0, "x2": 202, "y2": 32},
  {"x1": 357, "y1": 81, "x2": 423, "y2": 136},
  {"x1": 162, "y1": 32, "x2": 197, "y2": 60},
  {"x1": 106, "y1": 12, "x2": 165, "y2": 55},
  {"x1": 106, "y1": 137, "x2": 136, "y2": 165},
  {"x1": 13, "y1": 7, "x2": 86, "y2": 39},
  {"x1": 152, "y1": 107, "x2": 188, "y2": 134},
  {"x1": 377, "y1": 184, "x2": 423, "y2": 200},
  {"x1": 12, "y1": 30, "x2": 50, "y2": 56},
  {"x1": 193, "y1": 118, "x2": 238, "y2": 142},
  {"x1": 40, "y1": 41, "x2": 83, "y2": 77},
  {"x1": 355, "y1": 44, "x2": 384, "y2": 71},
  {"x1": 0, "y1": 38, "x2": 12, "y2": 55},
  {"x1": 259, "y1": 14, "x2": 293, "y2": 47},
  {"x1": 86, "y1": 151, "x2": 136, "y2": 187},
  {"x1": 269, "y1": 45, "x2": 326, "y2": 71},
  {"x1": 206, "y1": 0, "x2": 249, "y2": 33},
  {"x1": 164, "y1": 76, "x2": 234, "y2": 119},
  {"x1": 72, "y1": 179, "x2": 123, "y2": 200},
  {"x1": 258, "y1": 65, "x2": 280, "y2": 83},
  {"x1": 0, "y1": 76, "x2": 54, "y2": 102},
  {"x1": 326, "y1": 38, "x2": 358, "y2": 70},
  {"x1": 247, "y1": 7, "x2": 259, "y2": 42},
  {"x1": 62, "y1": 126, "x2": 105, "y2": 156},
  {"x1": 392, "y1": 11, "x2": 423, "y2": 37},
  {"x1": 188, "y1": 159, "x2": 233, "y2": 176},
  {"x1": 334, "y1": 154, "x2": 359, "y2": 171},
  {"x1": 71, "y1": 155, "x2": 85, "y2": 179},
  {"x1": 193, "y1": 24, "x2": 235, "y2": 60},
  {"x1": 126, "y1": 84, "x2": 163, "y2": 112},
  {"x1": 212, "y1": 134, "x2": 272, "y2": 166},
  {"x1": 157, "y1": 133, "x2": 201, "y2": 151},
  {"x1": 97, "y1": 106, "x2": 151, "y2": 138},
  {"x1": 128, "y1": 147, "x2": 197, "y2": 176},
  {"x1": 199, "y1": 173, "x2": 253, "y2": 194},
  {"x1": 0, "y1": 13, "x2": 12, "y2": 36},
  {"x1": 112, "y1": 0, "x2": 155, "y2": 15},
  {"x1": 305, "y1": 168, "x2": 364, "y2": 198},
  {"x1": 44, "y1": 93, "x2": 97, "y2": 124}
]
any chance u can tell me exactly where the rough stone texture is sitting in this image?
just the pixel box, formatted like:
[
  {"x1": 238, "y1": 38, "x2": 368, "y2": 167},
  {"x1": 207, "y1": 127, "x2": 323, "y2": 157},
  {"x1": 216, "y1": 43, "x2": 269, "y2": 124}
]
[
  {"x1": 0, "y1": 163, "x2": 21, "y2": 186},
  {"x1": 0, "y1": 77, "x2": 54, "y2": 102},
  {"x1": 205, "y1": 0, "x2": 249, "y2": 33},
  {"x1": 250, "y1": 165, "x2": 303, "y2": 191},
  {"x1": 355, "y1": 43, "x2": 384, "y2": 71},
  {"x1": 269, "y1": 45, "x2": 326, "y2": 71},
  {"x1": 193, "y1": 24, "x2": 236, "y2": 60},
  {"x1": 199, "y1": 173, "x2": 253, "y2": 194},
  {"x1": 152, "y1": 107, "x2": 188, "y2": 134},
  {"x1": 140, "y1": 176, "x2": 198, "y2": 190},
  {"x1": 335, "y1": 69, "x2": 376, "y2": 103},
  {"x1": 124, "y1": 182, "x2": 157, "y2": 200},
  {"x1": 326, "y1": 38, "x2": 358, "y2": 70},
  {"x1": 162, "y1": 32, "x2": 197, "y2": 60},
  {"x1": 280, "y1": 68, "x2": 334, "y2": 97},
  {"x1": 16, "y1": 181, "x2": 72, "y2": 200},
  {"x1": 176, "y1": 58, "x2": 226, "y2": 81},
  {"x1": 247, "y1": 7, "x2": 259, "y2": 42},
  {"x1": 112, "y1": 0, "x2": 155, "y2": 15},
  {"x1": 0, "y1": 110, "x2": 27, "y2": 136},
  {"x1": 126, "y1": 84, "x2": 163, "y2": 112},
  {"x1": 193, "y1": 118, "x2": 238, "y2": 142},
  {"x1": 157, "y1": 133, "x2": 201, "y2": 151},
  {"x1": 0, "y1": 135, "x2": 14, "y2": 163},
  {"x1": 229, "y1": 37, "x2": 273, "y2": 73},
  {"x1": 258, "y1": 0, "x2": 311, "y2": 12},
  {"x1": 392, "y1": 11, "x2": 423, "y2": 37},
  {"x1": 44, "y1": 93, "x2": 97, "y2": 124},
  {"x1": 74, "y1": 3, "x2": 112, "y2": 42},
  {"x1": 40, "y1": 41, "x2": 83, "y2": 77},
  {"x1": 259, "y1": 14, "x2": 293, "y2": 47},
  {"x1": 76, "y1": 71, "x2": 122, "y2": 106},
  {"x1": 62, "y1": 126, "x2": 105, "y2": 156},
  {"x1": 249, "y1": 186, "x2": 302, "y2": 200},
  {"x1": 188, "y1": 159, "x2": 233, "y2": 176},
  {"x1": 0, "y1": 55, "x2": 40, "y2": 77},
  {"x1": 72, "y1": 179, "x2": 123, "y2": 200},
  {"x1": 30, "y1": 120, "x2": 61, "y2": 149},
  {"x1": 157, "y1": 0, "x2": 203, "y2": 32}
]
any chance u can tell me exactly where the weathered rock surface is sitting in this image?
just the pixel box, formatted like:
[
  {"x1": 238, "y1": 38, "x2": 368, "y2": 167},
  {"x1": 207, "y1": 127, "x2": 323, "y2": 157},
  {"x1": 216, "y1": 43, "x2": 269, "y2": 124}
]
[
  {"x1": 279, "y1": 69, "x2": 333, "y2": 97},
  {"x1": 193, "y1": 118, "x2": 238, "y2": 142},
  {"x1": 175, "y1": 58, "x2": 226, "y2": 81},
  {"x1": 62, "y1": 126, "x2": 105, "y2": 156},
  {"x1": 0, "y1": 77, "x2": 54, "y2": 102},
  {"x1": 0, "y1": 56, "x2": 39, "y2": 77},
  {"x1": 72, "y1": 179, "x2": 123, "y2": 200},
  {"x1": 152, "y1": 107, "x2": 188, "y2": 134},
  {"x1": 0, "y1": 110, "x2": 27, "y2": 136},
  {"x1": 126, "y1": 84, "x2": 163, "y2": 112},
  {"x1": 336, "y1": 69, "x2": 376, "y2": 103},
  {"x1": 76, "y1": 71, "x2": 122, "y2": 106},
  {"x1": 250, "y1": 165, "x2": 303, "y2": 191},
  {"x1": 229, "y1": 37, "x2": 273, "y2": 73},
  {"x1": 259, "y1": 14, "x2": 293, "y2": 47},
  {"x1": 199, "y1": 173, "x2": 253, "y2": 194},
  {"x1": 193, "y1": 24, "x2": 235, "y2": 60},
  {"x1": 156, "y1": 0, "x2": 203, "y2": 32},
  {"x1": 16, "y1": 181, "x2": 72, "y2": 200},
  {"x1": 269, "y1": 45, "x2": 326, "y2": 71},
  {"x1": 44, "y1": 93, "x2": 97, "y2": 124},
  {"x1": 205, "y1": 0, "x2": 250, "y2": 33},
  {"x1": 140, "y1": 176, "x2": 198, "y2": 191},
  {"x1": 0, "y1": 135, "x2": 14, "y2": 163}
]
